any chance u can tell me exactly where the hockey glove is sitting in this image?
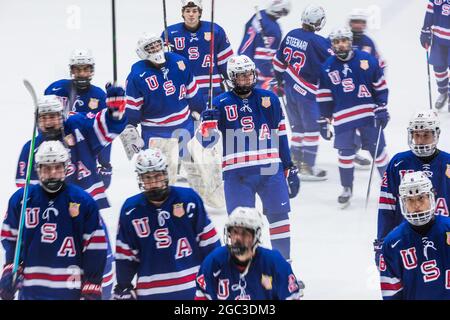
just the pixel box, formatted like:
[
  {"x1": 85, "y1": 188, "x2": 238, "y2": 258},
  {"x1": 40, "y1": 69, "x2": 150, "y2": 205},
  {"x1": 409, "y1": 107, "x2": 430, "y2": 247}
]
[
  {"x1": 80, "y1": 282, "x2": 102, "y2": 300},
  {"x1": 420, "y1": 28, "x2": 432, "y2": 50},
  {"x1": 0, "y1": 264, "x2": 23, "y2": 300},
  {"x1": 266, "y1": 78, "x2": 285, "y2": 97},
  {"x1": 373, "y1": 239, "x2": 383, "y2": 268},
  {"x1": 112, "y1": 285, "x2": 137, "y2": 300},
  {"x1": 374, "y1": 106, "x2": 390, "y2": 129},
  {"x1": 285, "y1": 165, "x2": 300, "y2": 199},
  {"x1": 317, "y1": 117, "x2": 333, "y2": 141},
  {"x1": 97, "y1": 163, "x2": 112, "y2": 189},
  {"x1": 200, "y1": 108, "x2": 220, "y2": 137},
  {"x1": 105, "y1": 83, "x2": 126, "y2": 120}
]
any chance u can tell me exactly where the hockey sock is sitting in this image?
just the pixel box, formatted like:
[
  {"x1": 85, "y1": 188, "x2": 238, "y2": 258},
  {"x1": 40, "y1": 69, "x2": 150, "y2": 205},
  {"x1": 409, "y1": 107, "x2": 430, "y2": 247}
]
[
  {"x1": 302, "y1": 132, "x2": 320, "y2": 167},
  {"x1": 373, "y1": 147, "x2": 389, "y2": 177},
  {"x1": 338, "y1": 149, "x2": 355, "y2": 188},
  {"x1": 434, "y1": 65, "x2": 448, "y2": 94},
  {"x1": 266, "y1": 212, "x2": 291, "y2": 261}
]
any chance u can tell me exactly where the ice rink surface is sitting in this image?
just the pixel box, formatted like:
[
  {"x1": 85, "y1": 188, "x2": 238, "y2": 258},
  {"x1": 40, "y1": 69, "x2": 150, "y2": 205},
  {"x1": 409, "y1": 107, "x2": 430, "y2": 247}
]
[{"x1": 1, "y1": 0, "x2": 449, "y2": 299}]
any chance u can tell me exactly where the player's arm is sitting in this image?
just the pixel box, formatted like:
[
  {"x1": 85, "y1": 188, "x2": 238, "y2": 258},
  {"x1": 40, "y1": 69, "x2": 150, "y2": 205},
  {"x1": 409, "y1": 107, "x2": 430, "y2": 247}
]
[
  {"x1": 194, "y1": 256, "x2": 218, "y2": 300},
  {"x1": 317, "y1": 68, "x2": 335, "y2": 118},
  {"x1": 0, "y1": 191, "x2": 23, "y2": 265},
  {"x1": 376, "y1": 160, "x2": 399, "y2": 241},
  {"x1": 253, "y1": 26, "x2": 280, "y2": 79},
  {"x1": 216, "y1": 25, "x2": 234, "y2": 80},
  {"x1": 273, "y1": 37, "x2": 288, "y2": 85},
  {"x1": 125, "y1": 75, "x2": 145, "y2": 127},
  {"x1": 379, "y1": 245, "x2": 404, "y2": 300},
  {"x1": 422, "y1": 0, "x2": 434, "y2": 30},
  {"x1": 273, "y1": 251, "x2": 302, "y2": 300},
  {"x1": 273, "y1": 96, "x2": 291, "y2": 170},
  {"x1": 184, "y1": 61, "x2": 206, "y2": 113},
  {"x1": 15, "y1": 141, "x2": 39, "y2": 188},
  {"x1": 370, "y1": 59, "x2": 389, "y2": 107},
  {"x1": 80, "y1": 199, "x2": 108, "y2": 299}
]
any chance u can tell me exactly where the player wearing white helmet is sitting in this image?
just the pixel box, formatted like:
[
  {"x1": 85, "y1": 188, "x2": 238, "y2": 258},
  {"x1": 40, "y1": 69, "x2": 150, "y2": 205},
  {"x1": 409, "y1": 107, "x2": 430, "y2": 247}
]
[
  {"x1": 0, "y1": 140, "x2": 109, "y2": 300},
  {"x1": 200, "y1": 55, "x2": 299, "y2": 262},
  {"x1": 273, "y1": 4, "x2": 331, "y2": 182},
  {"x1": 195, "y1": 207, "x2": 303, "y2": 300},
  {"x1": 238, "y1": 0, "x2": 290, "y2": 91},
  {"x1": 113, "y1": 148, "x2": 220, "y2": 300},
  {"x1": 379, "y1": 171, "x2": 450, "y2": 300},
  {"x1": 375, "y1": 110, "x2": 450, "y2": 265}
]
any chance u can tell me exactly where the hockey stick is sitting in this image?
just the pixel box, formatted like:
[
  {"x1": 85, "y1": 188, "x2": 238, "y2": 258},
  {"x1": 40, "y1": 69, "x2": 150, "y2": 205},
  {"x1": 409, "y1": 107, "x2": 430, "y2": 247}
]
[
  {"x1": 111, "y1": 0, "x2": 118, "y2": 83},
  {"x1": 162, "y1": 0, "x2": 170, "y2": 51},
  {"x1": 206, "y1": 0, "x2": 215, "y2": 110},
  {"x1": 12, "y1": 80, "x2": 39, "y2": 282},
  {"x1": 364, "y1": 125, "x2": 383, "y2": 210},
  {"x1": 426, "y1": 49, "x2": 433, "y2": 110}
]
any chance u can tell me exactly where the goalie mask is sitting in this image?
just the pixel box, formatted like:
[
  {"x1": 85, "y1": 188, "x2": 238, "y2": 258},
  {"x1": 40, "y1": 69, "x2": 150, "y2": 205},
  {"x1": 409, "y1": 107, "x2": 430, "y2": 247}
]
[
  {"x1": 69, "y1": 49, "x2": 95, "y2": 90},
  {"x1": 329, "y1": 27, "x2": 354, "y2": 61},
  {"x1": 136, "y1": 33, "x2": 166, "y2": 65},
  {"x1": 301, "y1": 4, "x2": 326, "y2": 31},
  {"x1": 227, "y1": 55, "x2": 257, "y2": 96},
  {"x1": 408, "y1": 110, "x2": 440, "y2": 158},
  {"x1": 224, "y1": 207, "x2": 264, "y2": 260},
  {"x1": 35, "y1": 140, "x2": 70, "y2": 193},
  {"x1": 135, "y1": 148, "x2": 170, "y2": 202},
  {"x1": 399, "y1": 171, "x2": 436, "y2": 227},
  {"x1": 37, "y1": 95, "x2": 64, "y2": 140}
]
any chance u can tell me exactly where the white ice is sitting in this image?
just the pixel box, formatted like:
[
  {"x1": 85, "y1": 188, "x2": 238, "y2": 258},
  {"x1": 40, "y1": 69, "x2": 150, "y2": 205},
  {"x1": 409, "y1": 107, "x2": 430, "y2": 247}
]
[{"x1": 1, "y1": 0, "x2": 448, "y2": 300}]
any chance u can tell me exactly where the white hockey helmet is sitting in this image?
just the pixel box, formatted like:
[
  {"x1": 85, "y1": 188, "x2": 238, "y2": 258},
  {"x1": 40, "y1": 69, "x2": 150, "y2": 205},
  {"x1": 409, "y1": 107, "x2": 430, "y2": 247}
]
[
  {"x1": 135, "y1": 148, "x2": 170, "y2": 201},
  {"x1": 181, "y1": 0, "x2": 203, "y2": 10},
  {"x1": 348, "y1": 8, "x2": 369, "y2": 22},
  {"x1": 408, "y1": 110, "x2": 440, "y2": 157},
  {"x1": 69, "y1": 49, "x2": 95, "y2": 68},
  {"x1": 399, "y1": 171, "x2": 436, "y2": 226},
  {"x1": 224, "y1": 207, "x2": 264, "y2": 249},
  {"x1": 329, "y1": 26, "x2": 353, "y2": 42},
  {"x1": 35, "y1": 140, "x2": 70, "y2": 166},
  {"x1": 266, "y1": 0, "x2": 291, "y2": 19},
  {"x1": 136, "y1": 33, "x2": 166, "y2": 65},
  {"x1": 227, "y1": 55, "x2": 257, "y2": 94},
  {"x1": 301, "y1": 4, "x2": 326, "y2": 31},
  {"x1": 37, "y1": 95, "x2": 64, "y2": 115}
]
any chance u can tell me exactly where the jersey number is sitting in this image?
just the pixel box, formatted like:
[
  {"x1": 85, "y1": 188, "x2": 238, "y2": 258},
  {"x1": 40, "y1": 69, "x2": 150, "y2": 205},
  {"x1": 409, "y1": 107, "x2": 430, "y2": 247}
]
[{"x1": 283, "y1": 47, "x2": 306, "y2": 74}]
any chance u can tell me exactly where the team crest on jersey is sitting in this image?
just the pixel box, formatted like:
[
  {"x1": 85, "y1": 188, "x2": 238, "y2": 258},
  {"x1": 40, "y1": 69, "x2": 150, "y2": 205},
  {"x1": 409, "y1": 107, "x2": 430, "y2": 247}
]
[
  {"x1": 204, "y1": 32, "x2": 212, "y2": 41},
  {"x1": 445, "y1": 164, "x2": 450, "y2": 178},
  {"x1": 69, "y1": 202, "x2": 80, "y2": 218},
  {"x1": 360, "y1": 60, "x2": 369, "y2": 71},
  {"x1": 261, "y1": 97, "x2": 271, "y2": 108},
  {"x1": 64, "y1": 134, "x2": 76, "y2": 146},
  {"x1": 177, "y1": 60, "x2": 186, "y2": 71},
  {"x1": 261, "y1": 274, "x2": 273, "y2": 290},
  {"x1": 173, "y1": 203, "x2": 185, "y2": 218},
  {"x1": 88, "y1": 98, "x2": 99, "y2": 110}
]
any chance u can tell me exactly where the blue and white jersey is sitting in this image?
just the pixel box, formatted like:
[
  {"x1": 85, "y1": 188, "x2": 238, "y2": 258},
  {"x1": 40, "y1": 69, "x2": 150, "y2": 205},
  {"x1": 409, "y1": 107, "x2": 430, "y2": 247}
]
[
  {"x1": 379, "y1": 216, "x2": 450, "y2": 300},
  {"x1": 352, "y1": 34, "x2": 386, "y2": 69},
  {"x1": 163, "y1": 21, "x2": 234, "y2": 100},
  {"x1": 317, "y1": 49, "x2": 388, "y2": 134},
  {"x1": 377, "y1": 150, "x2": 450, "y2": 240},
  {"x1": 115, "y1": 186, "x2": 220, "y2": 300},
  {"x1": 0, "y1": 184, "x2": 107, "y2": 300},
  {"x1": 15, "y1": 110, "x2": 127, "y2": 209},
  {"x1": 273, "y1": 28, "x2": 332, "y2": 101},
  {"x1": 422, "y1": 0, "x2": 450, "y2": 47},
  {"x1": 195, "y1": 246, "x2": 301, "y2": 300},
  {"x1": 125, "y1": 52, "x2": 205, "y2": 142},
  {"x1": 239, "y1": 10, "x2": 283, "y2": 88}
]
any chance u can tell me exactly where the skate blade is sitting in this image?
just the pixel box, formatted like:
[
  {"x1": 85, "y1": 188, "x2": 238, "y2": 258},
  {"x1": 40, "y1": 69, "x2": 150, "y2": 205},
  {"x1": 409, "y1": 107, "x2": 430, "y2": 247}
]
[
  {"x1": 354, "y1": 164, "x2": 371, "y2": 171},
  {"x1": 339, "y1": 201, "x2": 351, "y2": 209}
]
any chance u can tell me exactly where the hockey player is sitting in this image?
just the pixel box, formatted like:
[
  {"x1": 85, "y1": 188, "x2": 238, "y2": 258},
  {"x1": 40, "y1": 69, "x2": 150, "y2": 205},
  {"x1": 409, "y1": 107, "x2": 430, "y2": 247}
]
[
  {"x1": 195, "y1": 207, "x2": 302, "y2": 300},
  {"x1": 0, "y1": 141, "x2": 107, "y2": 300},
  {"x1": 112, "y1": 148, "x2": 220, "y2": 300},
  {"x1": 375, "y1": 110, "x2": 450, "y2": 261},
  {"x1": 45, "y1": 49, "x2": 113, "y2": 189},
  {"x1": 238, "y1": 0, "x2": 291, "y2": 91},
  {"x1": 163, "y1": 0, "x2": 234, "y2": 101},
  {"x1": 317, "y1": 27, "x2": 390, "y2": 207},
  {"x1": 273, "y1": 4, "x2": 330, "y2": 181},
  {"x1": 421, "y1": 0, "x2": 450, "y2": 110},
  {"x1": 200, "y1": 55, "x2": 300, "y2": 261},
  {"x1": 125, "y1": 33, "x2": 206, "y2": 184},
  {"x1": 379, "y1": 171, "x2": 450, "y2": 300}
]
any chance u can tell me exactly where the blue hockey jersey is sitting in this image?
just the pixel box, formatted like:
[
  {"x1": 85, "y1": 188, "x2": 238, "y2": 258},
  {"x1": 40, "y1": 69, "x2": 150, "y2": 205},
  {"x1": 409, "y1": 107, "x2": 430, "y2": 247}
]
[
  {"x1": 204, "y1": 88, "x2": 291, "y2": 178},
  {"x1": 163, "y1": 21, "x2": 234, "y2": 100},
  {"x1": 195, "y1": 246, "x2": 301, "y2": 300},
  {"x1": 115, "y1": 186, "x2": 220, "y2": 300},
  {"x1": 239, "y1": 10, "x2": 283, "y2": 89},
  {"x1": 377, "y1": 150, "x2": 450, "y2": 240},
  {"x1": 379, "y1": 215, "x2": 450, "y2": 300},
  {"x1": 273, "y1": 28, "x2": 332, "y2": 101},
  {"x1": 0, "y1": 184, "x2": 107, "y2": 300},
  {"x1": 125, "y1": 53, "x2": 205, "y2": 143},
  {"x1": 422, "y1": 0, "x2": 450, "y2": 47},
  {"x1": 352, "y1": 34, "x2": 386, "y2": 69},
  {"x1": 317, "y1": 49, "x2": 389, "y2": 134},
  {"x1": 15, "y1": 109, "x2": 127, "y2": 209}
]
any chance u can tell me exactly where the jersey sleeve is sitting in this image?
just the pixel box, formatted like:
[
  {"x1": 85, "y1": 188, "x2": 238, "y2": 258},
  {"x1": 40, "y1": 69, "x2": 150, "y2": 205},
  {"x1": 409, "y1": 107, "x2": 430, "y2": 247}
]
[
  {"x1": 215, "y1": 25, "x2": 234, "y2": 79},
  {"x1": 15, "y1": 141, "x2": 39, "y2": 187},
  {"x1": 377, "y1": 160, "x2": 399, "y2": 240},
  {"x1": 317, "y1": 67, "x2": 335, "y2": 118},
  {"x1": 273, "y1": 37, "x2": 288, "y2": 84},
  {"x1": 238, "y1": 17, "x2": 257, "y2": 57},
  {"x1": 273, "y1": 251, "x2": 302, "y2": 300},
  {"x1": 185, "y1": 63, "x2": 206, "y2": 113},
  {"x1": 192, "y1": 192, "x2": 221, "y2": 258},
  {"x1": 81, "y1": 199, "x2": 108, "y2": 285},
  {"x1": 125, "y1": 74, "x2": 145, "y2": 127},
  {"x1": 194, "y1": 254, "x2": 219, "y2": 300},
  {"x1": 379, "y1": 247, "x2": 404, "y2": 300},
  {"x1": 422, "y1": 0, "x2": 434, "y2": 30},
  {"x1": 0, "y1": 190, "x2": 22, "y2": 264},
  {"x1": 272, "y1": 96, "x2": 292, "y2": 169},
  {"x1": 253, "y1": 22, "x2": 281, "y2": 81},
  {"x1": 115, "y1": 207, "x2": 140, "y2": 289},
  {"x1": 370, "y1": 58, "x2": 388, "y2": 107}
]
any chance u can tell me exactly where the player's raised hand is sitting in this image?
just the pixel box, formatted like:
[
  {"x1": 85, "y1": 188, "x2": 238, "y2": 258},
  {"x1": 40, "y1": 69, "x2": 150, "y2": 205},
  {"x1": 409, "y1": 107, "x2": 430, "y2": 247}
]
[
  {"x1": 200, "y1": 107, "x2": 220, "y2": 137},
  {"x1": 105, "y1": 82, "x2": 126, "y2": 120}
]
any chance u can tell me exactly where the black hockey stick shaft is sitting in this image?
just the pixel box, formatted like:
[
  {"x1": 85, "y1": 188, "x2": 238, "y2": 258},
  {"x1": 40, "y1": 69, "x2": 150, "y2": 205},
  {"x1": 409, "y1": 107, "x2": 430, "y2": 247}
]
[
  {"x1": 364, "y1": 125, "x2": 383, "y2": 210},
  {"x1": 112, "y1": 0, "x2": 118, "y2": 83},
  {"x1": 162, "y1": 0, "x2": 169, "y2": 49},
  {"x1": 426, "y1": 49, "x2": 433, "y2": 110},
  {"x1": 206, "y1": 0, "x2": 215, "y2": 110}
]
